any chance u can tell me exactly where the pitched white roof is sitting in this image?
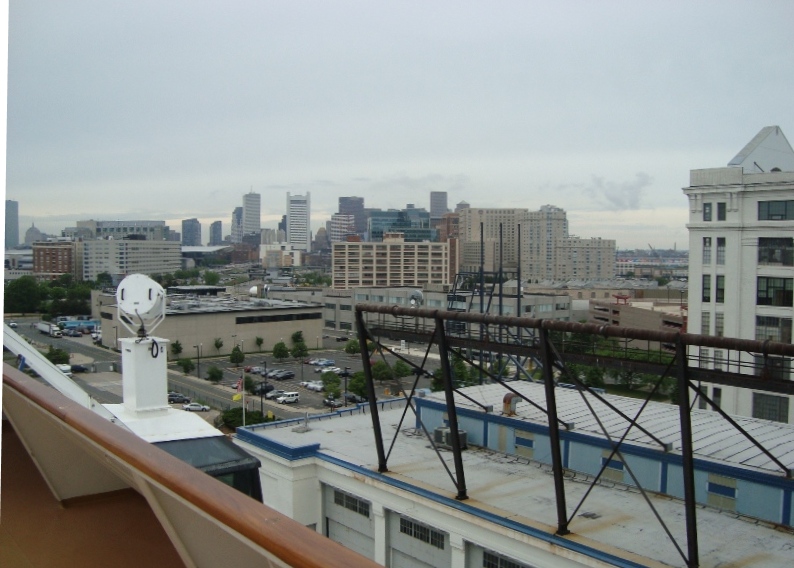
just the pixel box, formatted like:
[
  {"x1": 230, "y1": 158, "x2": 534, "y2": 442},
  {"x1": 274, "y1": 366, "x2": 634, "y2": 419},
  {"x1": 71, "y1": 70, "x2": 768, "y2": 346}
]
[{"x1": 728, "y1": 125, "x2": 794, "y2": 172}]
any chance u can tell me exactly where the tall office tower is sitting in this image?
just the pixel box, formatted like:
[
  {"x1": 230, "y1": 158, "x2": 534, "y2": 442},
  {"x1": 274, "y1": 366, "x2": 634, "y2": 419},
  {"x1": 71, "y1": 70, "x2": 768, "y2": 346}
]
[
  {"x1": 242, "y1": 191, "x2": 261, "y2": 235},
  {"x1": 455, "y1": 200, "x2": 470, "y2": 212},
  {"x1": 231, "y1": 207, "x2": 243, "y2": 243},
  {"x1": 181, "y1": 218, "x2": 202, "y2": 246},
  {"x1": 338, "y1": 196, "x2": 366, "y2": 236},
  {"x1": 209, "y1": 221, "x2": 223, "y2": 245},
  {"x1": 287, "y1": 192, "x2": 311, "y2": 251},
  {"x1": 278, "y1": 215, "x2": 287, "y2": 237},
  {"x1": 684, "y1": 125, "x2": 794, "y2": 424},
  {"x1": 329, "y1": 213, "x2": 356, "y2": 242},
  {"x1": 458, "y1": 207, "x2": 527, "y2": 273},
  {"x1": 430, "y1": 191, "x2": 448, "y2": 221},
  {"x1": 6, "y1": 199, "x2": 19, "y2": 249}
]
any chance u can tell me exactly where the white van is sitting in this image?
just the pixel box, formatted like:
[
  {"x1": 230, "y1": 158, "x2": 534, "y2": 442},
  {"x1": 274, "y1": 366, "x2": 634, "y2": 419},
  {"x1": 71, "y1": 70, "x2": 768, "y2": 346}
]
[
  {"x1": 276, "y1": 392, "x2": 299, "y2": 404},
  {"x1": 57, "y1": 364, "x2": 73, "y2": 377}
]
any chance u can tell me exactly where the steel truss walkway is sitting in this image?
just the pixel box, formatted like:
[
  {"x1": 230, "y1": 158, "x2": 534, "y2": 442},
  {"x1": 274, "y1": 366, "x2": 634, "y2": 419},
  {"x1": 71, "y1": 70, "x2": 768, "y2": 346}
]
[{"x1": 354, "y1": 303, "x2": 794, "y2": 568}]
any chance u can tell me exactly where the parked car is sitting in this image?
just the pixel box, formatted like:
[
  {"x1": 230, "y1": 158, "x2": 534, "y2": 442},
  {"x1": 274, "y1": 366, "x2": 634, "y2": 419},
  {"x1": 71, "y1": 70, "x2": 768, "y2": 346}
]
[
  {"x1": 66, "y1": 329, "x2": 82, "y2": 337},
  {"x1": 168, "y1": 393, "x2": 190, "y2": 404},
  {"x1": 182, "y1": 402, "x2": 210, "y2": 412},
  {"x1": 323, "y1": 397, "x2": 343, "y2": 408},
  {"x1": 306, "y1": 381, "x2": 324, "y2": 392},
  {"x1": 252, "y1": 383, "x2": 274, "y2": 396},
  {"x1": 57, "y1": 364, "x2": 73, "y2": 377},
  {"x1": 276, "y1": 392, "x2": 299, "y2": 404},
  {"x1": 304, "y1": 358, "x2": 320, "y2": 366},
  {"x1": 314, "y1": 359, "x2": 335, "y2": 367},
  {"x1": 324, "y1": 367, "x2": 343, "y2": 375},
  {"x1": 70, "y1": 364, "x2": 90, "y2": 373},
  {"x1": 265, "y1": 389, "x2": 285, "y2": 400},
  {"x1": 335, "y1": 336, "x2": 348, "y2": 342},
  {"x1": 273, "y1": 370, "x2": 295, "y2": 381},
  {"x1": 266, "y1": 368, "x2": 285, "y2": 378},
  {"x1": 344, "y1": 392, "x2": 368, "y2": 404},
  {"x1": 8, "y1": 321, "x2": 18, "y2": 328}
]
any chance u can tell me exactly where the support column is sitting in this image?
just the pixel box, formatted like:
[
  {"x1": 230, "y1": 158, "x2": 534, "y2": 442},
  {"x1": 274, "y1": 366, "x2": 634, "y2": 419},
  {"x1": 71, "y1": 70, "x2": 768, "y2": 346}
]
[
  {"x1": 676, "y1": 338, "x2": 699, "y2": 567},
  {"x1": 539, "y1": 327, "x2": 569, "y2": 535},
  {"x1": 373, "y1": 503, "x2": 387, "y2": 566},
  {"x1": 436, "y1": 316, "x2": 468, "y2": 500},
  {"x1": 449, "y1": 533, "x2": 466, "y2": 568}
]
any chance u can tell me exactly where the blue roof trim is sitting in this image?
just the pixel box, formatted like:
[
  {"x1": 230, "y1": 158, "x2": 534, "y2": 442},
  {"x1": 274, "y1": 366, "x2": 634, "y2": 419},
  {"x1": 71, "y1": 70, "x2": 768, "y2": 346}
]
[
  {"x1": 318, "y1": 454, "x2": 648, "y2": 568},
  {"x1": 235, "y1": 428, "x2": 320, "y2": 461},
  {"x1": 416, "y1": 397, "x2": 793, "y2": 489}
]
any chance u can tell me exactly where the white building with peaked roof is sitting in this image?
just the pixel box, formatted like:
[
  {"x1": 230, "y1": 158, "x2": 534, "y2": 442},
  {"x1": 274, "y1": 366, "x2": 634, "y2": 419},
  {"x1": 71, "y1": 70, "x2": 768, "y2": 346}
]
[{"x1": 684, "y1": 125, "x2": 794, "y2": 424}]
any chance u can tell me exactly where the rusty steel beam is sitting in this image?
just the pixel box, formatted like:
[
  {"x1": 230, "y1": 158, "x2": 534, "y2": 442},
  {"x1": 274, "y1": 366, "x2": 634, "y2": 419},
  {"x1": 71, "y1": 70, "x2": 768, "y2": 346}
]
[{"x1": 356, "y1": 304, "x2": 794, "y2": 358}]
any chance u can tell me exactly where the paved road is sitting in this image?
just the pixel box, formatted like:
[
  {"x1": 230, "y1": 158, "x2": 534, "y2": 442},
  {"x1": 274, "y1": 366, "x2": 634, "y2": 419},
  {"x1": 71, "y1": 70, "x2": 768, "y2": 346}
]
[{"x1": 11, "y1": 317, "x2": 436, "y2": 419}]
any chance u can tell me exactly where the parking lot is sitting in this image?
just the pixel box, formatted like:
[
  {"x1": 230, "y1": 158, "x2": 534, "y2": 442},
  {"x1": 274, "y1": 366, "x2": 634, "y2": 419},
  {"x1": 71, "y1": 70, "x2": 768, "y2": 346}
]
[{"x1": 9, "y1": 318, "x2": 435, "y2": 418}]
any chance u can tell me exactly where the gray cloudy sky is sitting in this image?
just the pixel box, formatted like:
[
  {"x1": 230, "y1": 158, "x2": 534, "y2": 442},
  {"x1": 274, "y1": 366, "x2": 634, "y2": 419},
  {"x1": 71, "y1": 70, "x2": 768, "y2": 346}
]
[{"x1": 7, "y1": 1, "x2": 794, "y2": 249}]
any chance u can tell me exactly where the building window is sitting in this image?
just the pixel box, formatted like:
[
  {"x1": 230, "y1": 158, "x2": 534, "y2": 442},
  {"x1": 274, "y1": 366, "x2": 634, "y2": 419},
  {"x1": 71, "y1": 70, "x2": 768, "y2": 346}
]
[
  {"x1": 483, "y1": 550, "x2": 534, "y2": 568},
  {"x1": 717, "y1": 202, "x2": 726, "y2": 221},
  {"x1": 754, "y1": 355, "x2": 791, "y2": 381},
  {"x1": 702, "y1": 275, "x2": 711, "y2": 302},
  {"x1": 758, "y1": 200, "x2": 794, "y2": 221},
  {"x1": 752, "y1": 392, "x2": 789, "y2": 423},
  {"x1": 715, "y1": 313, "x2": 724, "y2": 337},
  {"x1": 756, "y1": 277, "x2": 793, "y2": 307},
  {"x1": 703, "y1": 203, "x2": 712, "y2": 222},
  {"x1": 702, "y1": 237, "x2": 712, "y2": 264},
  {"x1": 399, "y1": 517, "x2": 445, "y2": 550},
  {"x1": 715, "y1": 275, "x2": 725, "y2": 303},
  {"x1": 712, "y1": 387, "x2": 722, "y2": 408},
  {"x1": 716, "y1": 238, "x2": 726, "y2": 265},
  {"x1": 333, "y1": 489, "x2": 370, "y2": 518},
  {"x1": 755, "y1": 316, "x2": 792, "y2": 343},
  {"x1": 701, "y1": 312, "x2": 711, "y2": 335},
  {"x1": 713, "y1": 349, "x2": 724, "y2": 371},
  {"x1": 706, "y1": 474, "x2": 736, "y2": 511},
  {"x1": 758, "y1": 237, "x2": 793, "y2": 266}
]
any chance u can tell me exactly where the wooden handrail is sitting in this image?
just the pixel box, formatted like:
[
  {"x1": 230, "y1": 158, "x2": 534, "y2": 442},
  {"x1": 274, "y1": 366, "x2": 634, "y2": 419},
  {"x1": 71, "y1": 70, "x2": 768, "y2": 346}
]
[{"x1": 3, "y1": 364, "x2": 380, "y2": 568}]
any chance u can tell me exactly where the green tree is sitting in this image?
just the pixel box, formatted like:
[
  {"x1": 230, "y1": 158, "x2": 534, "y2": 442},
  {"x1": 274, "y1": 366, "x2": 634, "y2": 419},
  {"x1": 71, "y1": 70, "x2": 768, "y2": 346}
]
[
  {"x1": 393, "y1": 360, "x2": 413, "y2": 378},
  {"x1": 371, "y1": 360, "x2": 394, "y2": 382},
  {"x1": 290, "y1": 331, "x2": 304, "y2": 346},
  {"x1": 176, "y1": 358, "x2": 195, "y2": 374},
  {"x1": 171, "y1": 340, "x2": 183, "y2": 357},
  {"x1": 584, "y1": 365, "x2": 606, "y2": 389},
  {"x1": 44, "y1": 345, "x2": 70, "y2": 365},
  {"x1": 430, "y1": 368, "x2": 445, "y2": 392},
  {"x1": 214, "y1": 337, "x2": 224, "y2": 354},
  {"x1": 4, "y1": 276, "x2": 47, "y2": 314},
  {"x1": 204, "y1": 270, "x2": 220, "y2": 285},
  {"x1": 273, "y1": 341, "x2": 290, "y2": 361},
  {"x1": 344, "y1": 339, "x2": 361, "y2": 355},
  {"x1": 230, "y1": 346, "x2": 244, "y2": 366},
  {"x1": 218, "y1": 407, "x2": 270, "y2": 430},
  {"x1": 96, "y1": 272, "x2": 113, "y2": 288},
  {"x1": 255, "y1": 336, "x2": 264, "y2": 351},
  {"x1": 207, "y1": 365, "x2": 223, "y2": 384},
  {"x1": 291, "y1": 341, "x2": 309, "y2": 361},
  {"x1": 347, "y1": 372, "x2": 368, "y2": 398},
  {"x1": 321, "y1": 372, "x2": 342, "y2": 399},
  {"x1": 244, "y1": 374, "x2": 255, "y2": 393}
]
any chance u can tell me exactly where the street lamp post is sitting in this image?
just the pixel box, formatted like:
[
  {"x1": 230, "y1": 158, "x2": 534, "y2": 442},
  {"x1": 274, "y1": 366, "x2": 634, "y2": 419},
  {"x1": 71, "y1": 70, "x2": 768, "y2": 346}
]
[
  {"x1": 193, "y1": 343, "x2": 202, "y2": 378},
  {"x1": 341, "y1": 367, "x2": 351, "y2": 406}
]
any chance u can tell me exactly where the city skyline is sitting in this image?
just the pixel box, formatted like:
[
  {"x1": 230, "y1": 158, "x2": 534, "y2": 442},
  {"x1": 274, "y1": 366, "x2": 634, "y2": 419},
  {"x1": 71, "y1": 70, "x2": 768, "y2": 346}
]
[{"x1": 7, "y1": 2, "x2": 794, "y2": 248}]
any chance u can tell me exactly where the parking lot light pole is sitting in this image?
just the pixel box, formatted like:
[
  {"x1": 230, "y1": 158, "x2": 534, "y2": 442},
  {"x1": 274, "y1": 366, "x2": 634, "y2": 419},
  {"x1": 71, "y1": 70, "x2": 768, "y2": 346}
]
[
  {"x1": 193, "y1": 343, "x2": 202, "y2": 378},
  {"x1": 342, "y1": 367, "x2": 351, "y2": 406}
]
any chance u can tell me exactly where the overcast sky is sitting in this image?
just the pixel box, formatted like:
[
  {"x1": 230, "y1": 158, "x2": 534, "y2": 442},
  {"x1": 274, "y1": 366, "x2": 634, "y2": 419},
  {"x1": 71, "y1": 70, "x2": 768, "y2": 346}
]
[{"x1": 7, "y1": 1, "x2": 794, "y2": 249}]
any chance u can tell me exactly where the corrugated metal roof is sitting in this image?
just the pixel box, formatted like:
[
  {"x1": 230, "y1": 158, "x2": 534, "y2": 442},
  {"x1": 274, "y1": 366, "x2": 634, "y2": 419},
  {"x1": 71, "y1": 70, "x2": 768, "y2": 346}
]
[{"x1": 424, "y1": 382, "x2": 794, "y2": 472}]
